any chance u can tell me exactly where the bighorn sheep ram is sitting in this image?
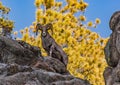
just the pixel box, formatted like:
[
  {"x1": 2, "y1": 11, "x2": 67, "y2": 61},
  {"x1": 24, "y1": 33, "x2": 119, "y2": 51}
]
[{"x1": 36, "y1": 23, "x2": 68, "y2": 67}]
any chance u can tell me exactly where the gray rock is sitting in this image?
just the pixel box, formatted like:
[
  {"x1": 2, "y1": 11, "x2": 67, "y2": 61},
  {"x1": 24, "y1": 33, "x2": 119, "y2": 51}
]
[
  {"x1": 0, "y1": 69, "x2": 90, "y2": 85},
  {"x1": 0, "y1": 36, "x2": 41, "y2": 65},
  {"x1": 104, "y1": 11, "x2": 120, "y2": 85},
  {"x1": 0, "y1": 36, "x2": 90, "y2": 85}
]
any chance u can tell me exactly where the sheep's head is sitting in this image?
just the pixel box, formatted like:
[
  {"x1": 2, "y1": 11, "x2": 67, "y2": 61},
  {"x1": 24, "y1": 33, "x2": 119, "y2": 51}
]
[{"x1": 36, "y1": 23, "x2": 53, "y2": 37}]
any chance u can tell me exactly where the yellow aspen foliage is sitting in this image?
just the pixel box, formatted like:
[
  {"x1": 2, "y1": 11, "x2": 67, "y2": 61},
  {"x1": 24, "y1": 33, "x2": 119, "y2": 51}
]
[
  {"x1": 20, "y1": 30, "x2": 24, "y2": 34},
  {"x1": 0, "y1": 2, "x2": 14, "y2": 35},
  {"x1": 24, "y1": 27, "x2": 29, "y2": 33},
  {"x1": 55, "y1": 2, "x2": 62, "y2": 7},
  {"x1": 95, "y1": 18, "x2": 101, "y2": 24},
  {"x1": 36, "y1": 8, "x2": 43, "y2": 22},
  {"x1": 78, "y1": 0, "x2": 88, "y2": 11},
  {"x1": 13, "y1": 31, "x2": 18, "y2": 35},
  {"x1": 44, "y1": 0, "x2": 55, "y2": 9},
  {"x1": 17, "y1": 0, "x2": 108, "y2": 85},
  {"x1": 79, "y1": 15, "x2": 86, "y2": 21},
  {"x1": 87, "y1": 21, "x2": 93, "y2": 27},
  {"x1": 35, "y1": 0, "x2": 43, "y2": 8}
]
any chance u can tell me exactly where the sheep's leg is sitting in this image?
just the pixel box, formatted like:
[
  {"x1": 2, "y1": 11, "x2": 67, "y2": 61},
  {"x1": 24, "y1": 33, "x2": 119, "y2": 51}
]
[
  {"x1": 50, "y1": 45, "x2": 54, "y2": 57},
  {"x1": 56, "y1": 46, "x2": 68, "y2": 67}
]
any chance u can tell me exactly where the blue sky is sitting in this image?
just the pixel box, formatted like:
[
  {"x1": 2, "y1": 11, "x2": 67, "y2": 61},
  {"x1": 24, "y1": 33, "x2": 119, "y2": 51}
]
[{"x1": 1, "y1": 0, "x2": 120, "y2": 38}]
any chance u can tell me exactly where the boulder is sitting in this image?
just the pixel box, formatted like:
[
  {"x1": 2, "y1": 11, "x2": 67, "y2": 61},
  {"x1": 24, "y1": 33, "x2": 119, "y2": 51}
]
[
  {"x1": 104, "y1": 11, "x2": 120, "y2": 85},
  {"x1": 0, "y1": 36, "x2": 90, "y2": 85}
]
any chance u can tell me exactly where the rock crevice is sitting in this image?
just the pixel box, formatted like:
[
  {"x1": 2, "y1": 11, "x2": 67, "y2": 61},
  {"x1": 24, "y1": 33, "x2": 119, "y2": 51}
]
[
  {"x1": 0, "y1": 36, "x2": 90, "y2": 85},
  {"x1": 104, "y1": 11, "x2": 120, "y2": 85}
]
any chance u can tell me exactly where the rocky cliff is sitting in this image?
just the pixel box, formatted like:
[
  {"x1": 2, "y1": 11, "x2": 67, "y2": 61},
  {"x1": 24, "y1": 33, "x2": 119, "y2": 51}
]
[
  {"x1": 104, "y1": 11, "x2": 120, "y2": 85},
  {"x1": 0, "y1": 36, "x2": 90, "y2": 85}
]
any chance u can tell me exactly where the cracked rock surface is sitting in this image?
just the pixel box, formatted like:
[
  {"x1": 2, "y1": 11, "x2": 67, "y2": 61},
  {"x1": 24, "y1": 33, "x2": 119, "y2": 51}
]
[
  {"x1": 0, "y1": 36, "x2": 90, "y2": 85},
  {"x1": 104, "y1": 11, "x2": 120, "y2": 85}
]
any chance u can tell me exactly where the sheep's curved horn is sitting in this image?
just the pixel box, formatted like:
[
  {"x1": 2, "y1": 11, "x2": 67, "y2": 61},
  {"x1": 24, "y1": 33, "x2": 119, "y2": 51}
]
[
  {"x1": 36, "y1": 23, "x2": 42, "y2": 35},
  {"x1": 46, "y1": 23, "x2": 53, "y2": 35}
]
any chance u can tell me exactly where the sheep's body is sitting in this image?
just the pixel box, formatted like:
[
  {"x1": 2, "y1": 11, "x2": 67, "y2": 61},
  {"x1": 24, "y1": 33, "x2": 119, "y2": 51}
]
[
  {"x1": 41, "y1": 32, "x2": 68, "y2": 67},
  {"x1": 36, "y1": 23, "x2": 68, "y2": 67}
]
